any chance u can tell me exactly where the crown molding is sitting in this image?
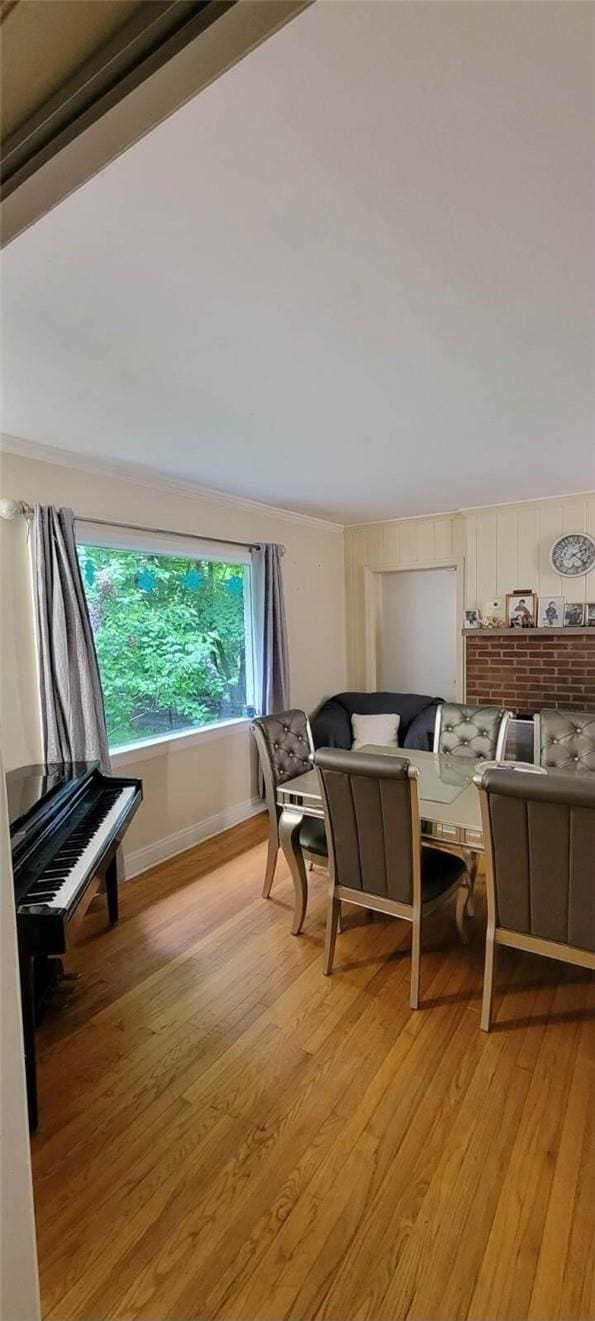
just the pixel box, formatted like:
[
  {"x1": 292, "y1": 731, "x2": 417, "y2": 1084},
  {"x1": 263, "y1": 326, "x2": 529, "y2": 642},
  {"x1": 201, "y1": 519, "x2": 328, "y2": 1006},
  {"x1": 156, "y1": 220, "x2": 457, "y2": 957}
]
[
  {"x1": 345, "y1": 490, "x2": 595, "y2": 530},
  {"x1": 6, "y1": 433, "x2": 589, "y2": 534},
  {"x1": 0, "y1": 433, "x2": 343, "y2": 533}
]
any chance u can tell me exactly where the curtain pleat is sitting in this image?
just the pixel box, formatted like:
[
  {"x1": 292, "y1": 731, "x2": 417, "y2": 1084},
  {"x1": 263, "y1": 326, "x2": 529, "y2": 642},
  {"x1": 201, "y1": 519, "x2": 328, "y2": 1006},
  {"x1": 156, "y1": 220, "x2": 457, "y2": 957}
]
[
  {"x1": 251, "y1": 543, "x2": 290, "y2": 715},
  {"x1": 32, "y1": 506, "x2": 110, "y2": 771}
]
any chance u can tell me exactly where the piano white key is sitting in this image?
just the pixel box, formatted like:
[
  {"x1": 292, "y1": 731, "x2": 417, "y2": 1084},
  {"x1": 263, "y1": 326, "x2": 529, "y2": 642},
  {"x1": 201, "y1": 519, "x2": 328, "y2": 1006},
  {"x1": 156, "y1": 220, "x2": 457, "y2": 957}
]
[{"x1": 38, "y1": 786, "x2": 136, "y2": 911}]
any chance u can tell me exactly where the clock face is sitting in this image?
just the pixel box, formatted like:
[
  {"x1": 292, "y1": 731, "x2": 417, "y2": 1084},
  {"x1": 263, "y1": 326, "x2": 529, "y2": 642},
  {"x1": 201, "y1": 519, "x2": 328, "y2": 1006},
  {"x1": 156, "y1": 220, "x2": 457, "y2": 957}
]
[{"x1": 550, "y1": 533, "x2": 595, "y2": 577}]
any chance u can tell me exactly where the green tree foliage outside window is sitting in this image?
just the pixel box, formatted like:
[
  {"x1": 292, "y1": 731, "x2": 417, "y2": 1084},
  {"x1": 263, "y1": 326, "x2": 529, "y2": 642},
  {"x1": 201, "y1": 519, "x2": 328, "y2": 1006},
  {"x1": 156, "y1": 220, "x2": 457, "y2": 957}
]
[{"x1": 78, "y1": 545, "x2": 251, "y2": 749}]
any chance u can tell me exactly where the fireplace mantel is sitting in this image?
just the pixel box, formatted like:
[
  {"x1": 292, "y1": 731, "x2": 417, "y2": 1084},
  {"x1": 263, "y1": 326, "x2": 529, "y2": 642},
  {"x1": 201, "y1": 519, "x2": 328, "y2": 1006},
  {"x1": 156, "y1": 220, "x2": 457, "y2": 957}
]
[{"x1": 462, "y1": 627, "x2": 592, "y2": 637}]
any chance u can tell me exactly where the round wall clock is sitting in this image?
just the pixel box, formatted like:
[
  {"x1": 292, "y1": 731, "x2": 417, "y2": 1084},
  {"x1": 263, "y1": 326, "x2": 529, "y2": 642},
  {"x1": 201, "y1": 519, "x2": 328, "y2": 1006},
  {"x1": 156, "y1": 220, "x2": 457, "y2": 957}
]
[{"x1": 550, "y1": 532, "x2": 595, "y2": 577}]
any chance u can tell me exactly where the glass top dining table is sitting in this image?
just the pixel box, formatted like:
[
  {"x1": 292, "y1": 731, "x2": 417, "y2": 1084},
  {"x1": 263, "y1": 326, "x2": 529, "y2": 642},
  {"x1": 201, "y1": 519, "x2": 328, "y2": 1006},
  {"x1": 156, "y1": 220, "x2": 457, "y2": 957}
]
[{"x1": 275, "y1": 745, "x2": 485, "y2": 936}]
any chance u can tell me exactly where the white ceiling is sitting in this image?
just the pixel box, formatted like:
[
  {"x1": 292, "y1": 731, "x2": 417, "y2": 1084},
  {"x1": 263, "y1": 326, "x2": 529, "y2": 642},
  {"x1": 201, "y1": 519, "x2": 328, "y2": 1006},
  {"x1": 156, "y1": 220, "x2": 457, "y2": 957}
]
[{"x1": 1, "y1": 0, "x2": 593, "y2": 523}]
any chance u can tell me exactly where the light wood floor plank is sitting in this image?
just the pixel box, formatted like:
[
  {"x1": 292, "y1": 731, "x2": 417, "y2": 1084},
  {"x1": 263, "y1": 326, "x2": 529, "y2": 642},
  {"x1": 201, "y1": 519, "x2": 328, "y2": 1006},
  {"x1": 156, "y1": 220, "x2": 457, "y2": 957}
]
[
  {"x1": 29, "y1": 817, "x2": 595, "y2": 1321},
  {"x1": 467, "y1": 972, "x2": 589, "y2": 1320}
]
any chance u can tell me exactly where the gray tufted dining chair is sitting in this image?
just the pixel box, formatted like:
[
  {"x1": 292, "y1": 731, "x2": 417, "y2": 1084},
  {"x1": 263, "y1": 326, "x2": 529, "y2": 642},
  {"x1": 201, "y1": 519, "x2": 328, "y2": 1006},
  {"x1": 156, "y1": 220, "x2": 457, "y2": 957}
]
[
  {"x1": 314, "y1": 748, "x2": 467, "y2": 1007},
  {"x1": 533, "y1": 709, "x2": 595, "y2": 772},
  {"x1": 434, "y1": 703, "x2": 510, "y2": 762},
  {"x1": 476, "y1": 765, "x2": 595, "y2": 1030},
  {"x1": 251, "y1": 710, "x2": 327, "y2": 899}
]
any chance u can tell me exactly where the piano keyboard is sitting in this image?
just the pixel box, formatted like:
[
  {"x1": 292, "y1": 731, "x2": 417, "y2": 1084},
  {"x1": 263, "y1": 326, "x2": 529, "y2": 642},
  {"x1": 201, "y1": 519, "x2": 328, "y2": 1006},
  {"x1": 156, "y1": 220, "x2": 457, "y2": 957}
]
[{"x1": 18, "y1": 786, "x2": 136, "y2": 913}]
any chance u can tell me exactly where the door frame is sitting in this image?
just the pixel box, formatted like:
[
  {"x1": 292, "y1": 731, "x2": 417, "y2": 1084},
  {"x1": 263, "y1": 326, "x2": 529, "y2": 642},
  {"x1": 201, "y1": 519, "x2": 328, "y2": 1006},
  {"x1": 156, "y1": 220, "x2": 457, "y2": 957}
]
[{"x1": 363, "y1": 558, "x2": 465, "y2": 699}]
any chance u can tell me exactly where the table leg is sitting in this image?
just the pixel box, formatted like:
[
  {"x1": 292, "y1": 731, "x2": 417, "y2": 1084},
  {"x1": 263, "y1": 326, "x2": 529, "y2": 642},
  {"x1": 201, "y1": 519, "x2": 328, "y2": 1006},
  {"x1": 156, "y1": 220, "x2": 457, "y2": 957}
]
[
  {"x1": 463, "y1": 849, "x2": 479, "y2": 914},
  {"x1": 105, "y1": 855, "x2": 119, "y2": 925},
  {"x1": 279, "y1": 806, "x2": 309, "y2": 935},
  {"x1": 19, "y1": 945, "x2": 38, "y2": 1132},
  {"x1": 456, "y1": 849, "x2": 480, "y2": 943}
]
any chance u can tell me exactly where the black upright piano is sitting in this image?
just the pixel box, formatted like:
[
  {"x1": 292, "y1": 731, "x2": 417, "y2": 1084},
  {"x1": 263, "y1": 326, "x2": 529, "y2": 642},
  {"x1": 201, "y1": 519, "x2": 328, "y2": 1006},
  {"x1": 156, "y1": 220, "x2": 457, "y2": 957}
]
[{"x1": 8, "y1": 761, "x2": 142, "y2": 1131}]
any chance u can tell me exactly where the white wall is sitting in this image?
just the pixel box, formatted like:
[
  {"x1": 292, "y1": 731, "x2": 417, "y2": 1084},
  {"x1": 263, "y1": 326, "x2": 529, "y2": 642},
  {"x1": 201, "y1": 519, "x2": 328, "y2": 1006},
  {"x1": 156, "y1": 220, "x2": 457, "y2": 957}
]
[
  {"x1": 345, "y1": 493, "x2": 595, "y2": 688},
  {"x1": 0, "y1": 441, "x2": 346, "y2": 872},
  {"x1": 0, "y1": 745, "x2": 41, "y2": 1321}
]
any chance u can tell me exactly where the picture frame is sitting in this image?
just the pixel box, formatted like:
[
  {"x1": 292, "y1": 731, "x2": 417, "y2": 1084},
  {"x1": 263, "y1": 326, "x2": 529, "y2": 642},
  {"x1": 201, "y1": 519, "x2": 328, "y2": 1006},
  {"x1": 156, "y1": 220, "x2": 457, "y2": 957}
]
[
  {"x1": 587, "y1": 603, "x2": 595, "y2": 628},
  {"x1": 564, "y1": 601, "x2": 586, "y2": 627},
  {"x1": 464, "y1": 608, "x2": 481, "y2": 629},
  {"x1": 537, "y1": 596, "x2": 564, "y2": 628},
  {"x1": 506, "y1": 592, "x2": 537, "y2": 629}
]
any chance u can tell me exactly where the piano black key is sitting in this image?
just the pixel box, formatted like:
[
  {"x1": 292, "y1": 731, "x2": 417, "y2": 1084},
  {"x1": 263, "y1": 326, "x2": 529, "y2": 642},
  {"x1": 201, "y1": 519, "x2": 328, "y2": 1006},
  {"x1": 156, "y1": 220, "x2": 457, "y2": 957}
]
[{"x1": 20, "y1": 895, "x2": 57, "y2": 905}]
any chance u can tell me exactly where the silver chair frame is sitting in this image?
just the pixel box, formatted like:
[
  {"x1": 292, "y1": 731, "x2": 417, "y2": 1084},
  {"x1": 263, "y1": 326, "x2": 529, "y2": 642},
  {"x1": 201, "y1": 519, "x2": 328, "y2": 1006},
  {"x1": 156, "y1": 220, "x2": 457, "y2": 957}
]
[
  {"x1": 532, "y1": 712, "x2": 542, "y2": 766},
  {"x1": 251, "y1": 716, "x2": 320, "y2": 900}
]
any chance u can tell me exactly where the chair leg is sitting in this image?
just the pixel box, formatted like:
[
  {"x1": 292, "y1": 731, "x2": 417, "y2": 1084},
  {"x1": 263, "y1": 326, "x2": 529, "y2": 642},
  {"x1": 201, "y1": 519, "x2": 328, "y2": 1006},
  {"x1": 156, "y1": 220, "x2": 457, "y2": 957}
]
[
  {"x1": 337, "y1": 902, "x2": 343, "y2": 935},
  {"x1": 323, "y1": 895, "x2": 341, "y2": 976},
  {"x1": 455, "y1": 882, "x2": 470, "y2": 945},
  {"x1": 262, "y1": 834, "x2": 278, "y2": 899},
  {"x1": 410, "y1": 916, "x2": 421, "y2": 1009},
  {"x1": 481, "y1": 929, "x2": 496, "y2": 1031}
]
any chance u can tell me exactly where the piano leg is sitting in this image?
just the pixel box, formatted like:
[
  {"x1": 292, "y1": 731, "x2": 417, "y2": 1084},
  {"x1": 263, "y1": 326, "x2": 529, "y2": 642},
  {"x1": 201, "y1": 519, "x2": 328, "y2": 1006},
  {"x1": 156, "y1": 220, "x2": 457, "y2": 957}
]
[
  {"x1": 18, "y1": 945, "x2": 38, "y2": 1133},
  {"x1": 105, "y1": 856, "x2": 119, "y2": 925}
]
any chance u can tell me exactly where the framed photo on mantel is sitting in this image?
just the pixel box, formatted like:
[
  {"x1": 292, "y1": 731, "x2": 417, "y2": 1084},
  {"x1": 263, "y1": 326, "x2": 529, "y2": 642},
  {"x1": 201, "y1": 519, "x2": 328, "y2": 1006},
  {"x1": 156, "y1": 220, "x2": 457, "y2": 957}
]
[
  {"x1": 538, "y1": 596, "x2": 564, "y2": 628},
  {"x1": 564, "y1": 602, "x2": 586, "y2": 627},
  {"x1": 506, "y1": 592, "x2": 537, "y2": 629}
]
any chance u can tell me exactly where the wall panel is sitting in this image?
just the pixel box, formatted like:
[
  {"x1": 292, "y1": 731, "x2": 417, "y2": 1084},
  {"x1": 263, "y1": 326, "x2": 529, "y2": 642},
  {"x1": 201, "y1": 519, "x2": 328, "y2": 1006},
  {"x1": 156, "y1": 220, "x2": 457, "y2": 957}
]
[
  {"x1": 435, "y1": 518, "x2": 453, "y2": 561},
  {"x1": 475, "y1": 511, "x2": 498, "y2": 607},
  {"x1": 495, "y1": 510, "x2": 517, "y2": 596},
  {"x1": 399, "y1": 521, "x2": 418, "y2": 563},
  {"x1": 416, "y1": 519, "x2": 436, "y2": 562},
  {"x1": 517, "y1": 506, "x2": 541, "y2": 594},
  {"x1": 537, "y1": 500, "x2": 564, "y2": 597}
]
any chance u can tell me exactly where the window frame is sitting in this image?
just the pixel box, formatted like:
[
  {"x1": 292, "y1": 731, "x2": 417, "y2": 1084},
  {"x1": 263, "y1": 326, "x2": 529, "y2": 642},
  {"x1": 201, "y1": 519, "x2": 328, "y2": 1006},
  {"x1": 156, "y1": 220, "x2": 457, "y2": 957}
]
[{"x1": 76, "y1": 522, "x2": 256, "y2": 757}]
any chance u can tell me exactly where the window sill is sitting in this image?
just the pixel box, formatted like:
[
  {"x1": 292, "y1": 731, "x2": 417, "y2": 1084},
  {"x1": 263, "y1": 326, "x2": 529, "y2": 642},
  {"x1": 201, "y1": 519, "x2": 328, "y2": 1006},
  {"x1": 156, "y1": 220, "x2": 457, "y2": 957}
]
[{"x1": 110, "y1": 717, "x2": 253, "y2": 768}]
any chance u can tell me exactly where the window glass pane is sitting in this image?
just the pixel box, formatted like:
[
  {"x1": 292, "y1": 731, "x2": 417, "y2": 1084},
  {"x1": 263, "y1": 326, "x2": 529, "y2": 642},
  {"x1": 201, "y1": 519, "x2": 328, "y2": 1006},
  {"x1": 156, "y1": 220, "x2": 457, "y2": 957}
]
[{"x1": 77, "y1": 544, "x2": 253, "y2": 749}]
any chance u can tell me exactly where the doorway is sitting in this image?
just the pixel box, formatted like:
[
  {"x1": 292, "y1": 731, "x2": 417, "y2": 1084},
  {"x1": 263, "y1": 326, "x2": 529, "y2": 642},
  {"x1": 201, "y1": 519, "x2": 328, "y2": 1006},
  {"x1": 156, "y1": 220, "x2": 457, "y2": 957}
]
[{"x1": 378, "y1": 566, "x2": 458, "y2": 700}]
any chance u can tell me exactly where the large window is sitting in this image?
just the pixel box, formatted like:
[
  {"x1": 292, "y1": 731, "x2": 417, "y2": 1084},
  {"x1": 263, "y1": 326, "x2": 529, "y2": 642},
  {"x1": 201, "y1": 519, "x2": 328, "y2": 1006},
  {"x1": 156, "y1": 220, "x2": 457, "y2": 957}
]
[{"x1": 77, "y1": 539, "x2": 254, "y2": 751}]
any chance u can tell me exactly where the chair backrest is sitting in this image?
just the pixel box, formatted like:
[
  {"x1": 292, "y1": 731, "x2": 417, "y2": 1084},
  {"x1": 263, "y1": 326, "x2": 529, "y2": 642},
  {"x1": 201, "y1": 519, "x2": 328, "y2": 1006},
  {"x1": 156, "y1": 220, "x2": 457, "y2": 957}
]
[
  {"x1": 477, "y1": 766, "x2": 595, "y2": 952},
  {"x1": 434, "y1": 703, "x2": 510, "y2": 761},
  {"x1": 313, "y1": 748, "x2": 421, "y2": 907},
  {"x1": 251, "y1": 710, "x2": 314, "y2": 807},
  {"x1": 534, "y1": 709, "x2": 595, "y2": 772}
]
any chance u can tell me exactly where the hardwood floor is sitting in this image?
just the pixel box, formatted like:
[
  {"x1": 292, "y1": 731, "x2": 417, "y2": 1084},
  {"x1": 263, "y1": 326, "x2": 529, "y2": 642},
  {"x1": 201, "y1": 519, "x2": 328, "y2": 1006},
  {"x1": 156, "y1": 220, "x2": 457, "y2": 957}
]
[{"x1": 32, "y1": 815, "x2": 595, "y2": 1321}]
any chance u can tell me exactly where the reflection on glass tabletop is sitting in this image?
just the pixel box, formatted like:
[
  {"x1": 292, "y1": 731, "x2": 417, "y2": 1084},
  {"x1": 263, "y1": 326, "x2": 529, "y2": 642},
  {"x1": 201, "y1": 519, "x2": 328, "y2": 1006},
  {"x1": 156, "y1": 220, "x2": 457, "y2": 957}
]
[{"x1": 357, "y1": 746, "x2": 475, "y2": 804}]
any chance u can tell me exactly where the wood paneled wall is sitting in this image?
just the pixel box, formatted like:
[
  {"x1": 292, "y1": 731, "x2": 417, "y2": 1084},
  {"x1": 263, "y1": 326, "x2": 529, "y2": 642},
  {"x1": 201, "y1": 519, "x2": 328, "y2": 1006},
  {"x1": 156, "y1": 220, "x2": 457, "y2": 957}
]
[
  {"x1": 344, "y1": 494, "x2": 595, "y2": 689},
  {"x1": 464, "y1": 494, "x2": 595, "y2": 612}
]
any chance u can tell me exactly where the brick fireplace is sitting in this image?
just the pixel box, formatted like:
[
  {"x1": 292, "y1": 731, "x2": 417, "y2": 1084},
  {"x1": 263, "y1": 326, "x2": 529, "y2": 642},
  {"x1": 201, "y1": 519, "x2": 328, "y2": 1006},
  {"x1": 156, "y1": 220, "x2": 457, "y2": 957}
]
[{"x1": 464, "y1": 628, "x2": 595, "y2": 715}]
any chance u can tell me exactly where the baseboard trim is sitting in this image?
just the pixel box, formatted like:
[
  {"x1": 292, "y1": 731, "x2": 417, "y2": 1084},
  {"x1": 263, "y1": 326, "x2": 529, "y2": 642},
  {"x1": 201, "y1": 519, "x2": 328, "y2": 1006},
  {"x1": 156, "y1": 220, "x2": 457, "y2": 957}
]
[{"x1": 124, "y1": 797, "x2": 265, "y2": 879}]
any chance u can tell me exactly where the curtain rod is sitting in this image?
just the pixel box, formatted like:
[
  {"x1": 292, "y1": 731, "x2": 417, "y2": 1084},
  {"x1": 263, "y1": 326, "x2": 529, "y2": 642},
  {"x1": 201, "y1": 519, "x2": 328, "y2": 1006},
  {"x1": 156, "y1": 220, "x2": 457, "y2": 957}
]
[
  {"x1": 74, "y1": 515, "x2": 270, "y2": 553},
  {"x1": 1, "y1": 502, "x2": 284, "y2": 554}
]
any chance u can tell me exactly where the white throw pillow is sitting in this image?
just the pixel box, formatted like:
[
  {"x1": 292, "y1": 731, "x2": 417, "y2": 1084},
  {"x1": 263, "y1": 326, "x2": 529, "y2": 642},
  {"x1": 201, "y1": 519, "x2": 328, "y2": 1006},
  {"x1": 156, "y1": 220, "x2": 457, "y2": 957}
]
[{"x1": 351, "y1": 712, "x2": 400, "y2": 751}]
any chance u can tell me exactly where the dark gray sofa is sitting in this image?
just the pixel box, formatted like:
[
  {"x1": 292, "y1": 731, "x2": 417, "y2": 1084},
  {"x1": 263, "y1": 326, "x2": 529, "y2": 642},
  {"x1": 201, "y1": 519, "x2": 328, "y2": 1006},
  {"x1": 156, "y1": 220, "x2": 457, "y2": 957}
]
[{"x1": 310, "y1": 691, "x2": 443, "y2": 753}]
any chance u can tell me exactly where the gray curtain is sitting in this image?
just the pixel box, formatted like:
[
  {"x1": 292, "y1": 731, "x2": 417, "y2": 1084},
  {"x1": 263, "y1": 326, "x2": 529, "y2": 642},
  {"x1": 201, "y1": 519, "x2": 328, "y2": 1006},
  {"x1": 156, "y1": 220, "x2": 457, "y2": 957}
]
[
  {"x1": 251, "y1": 543, "x2": 290, "y2": 714},
  {"x1": 32, "y1": 506, "x2": 110, "y2": 771}
]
